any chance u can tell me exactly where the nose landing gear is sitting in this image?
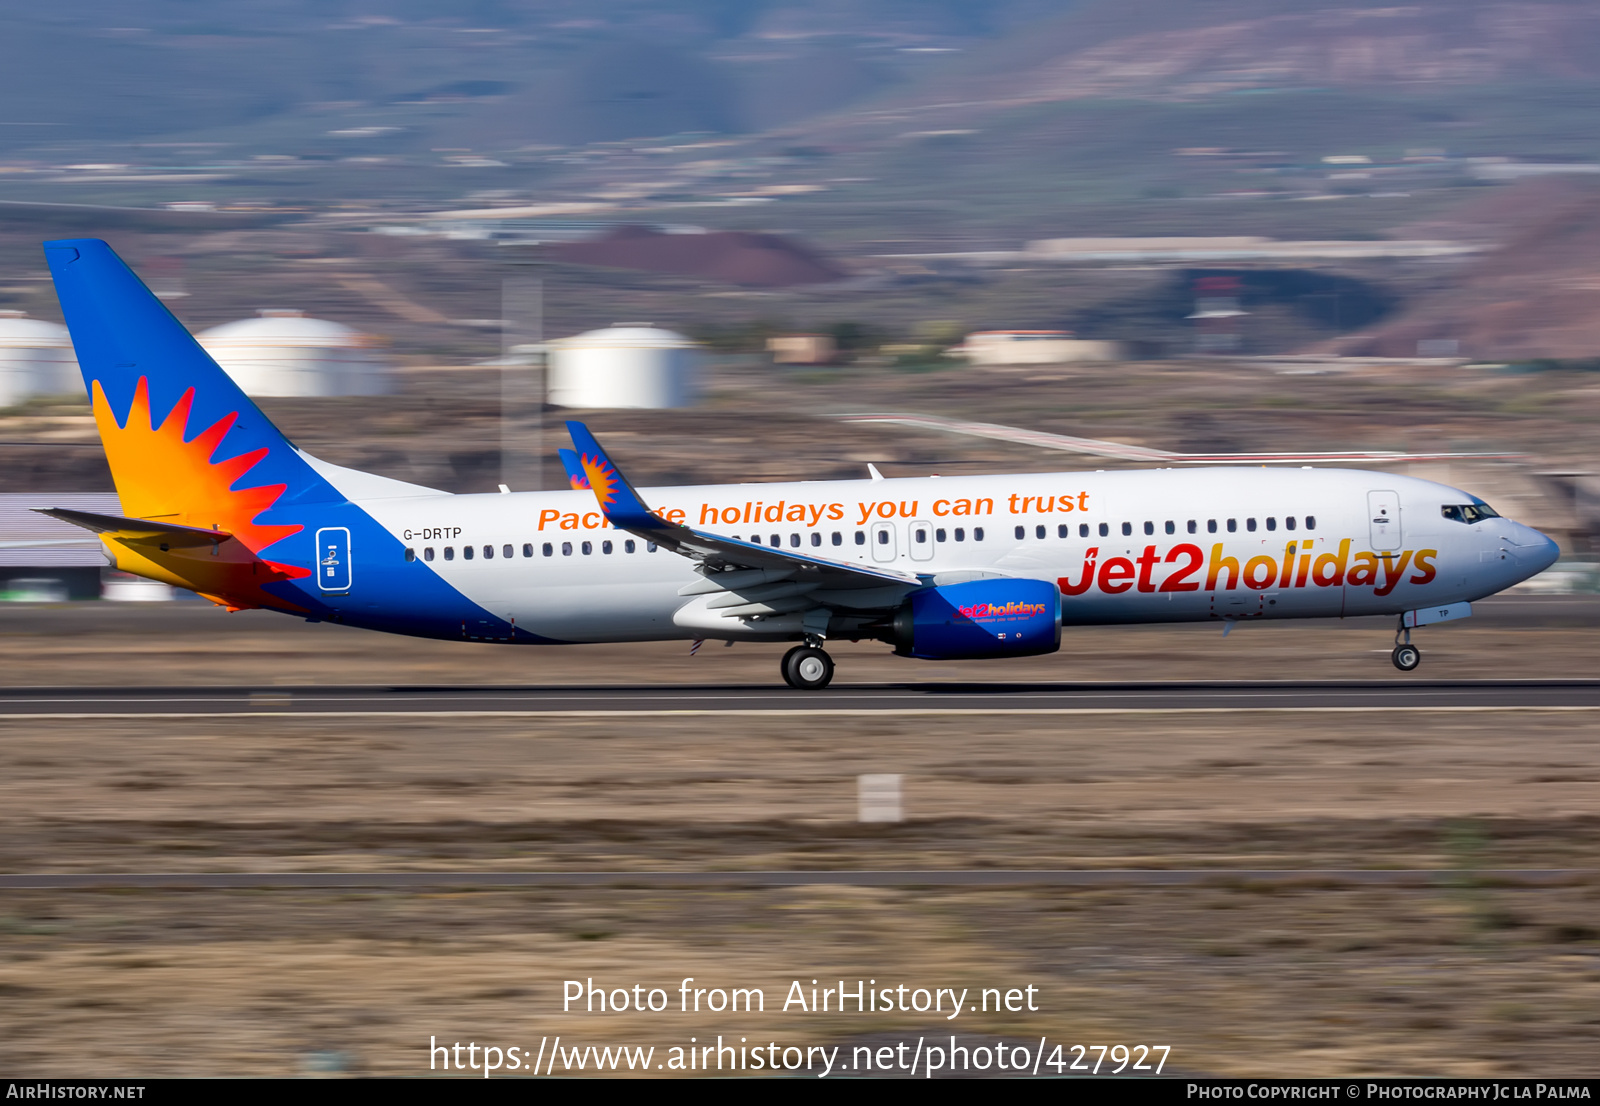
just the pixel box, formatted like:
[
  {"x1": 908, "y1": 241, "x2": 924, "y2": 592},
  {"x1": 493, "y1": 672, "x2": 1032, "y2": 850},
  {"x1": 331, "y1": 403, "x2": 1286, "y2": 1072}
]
[
  {"x1": 1392, "y1": 619, "x2": 1421, "y2": 672},
  {"x1": 781, "y1": 643, "x2": 835, "y2": 689}
]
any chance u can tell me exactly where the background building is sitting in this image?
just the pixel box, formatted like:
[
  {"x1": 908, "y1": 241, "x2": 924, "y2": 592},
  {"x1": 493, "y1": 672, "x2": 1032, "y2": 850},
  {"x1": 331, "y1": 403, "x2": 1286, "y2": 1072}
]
[
  {"x1": 0, "y1": 492, "x2": 120, "y2": 600},
  {"x1": 954, "y1": 330, "x2": 1125, "y2": 366},
  {"x1": 767, "y1": 334, "x2": 836, "y2": 365}
]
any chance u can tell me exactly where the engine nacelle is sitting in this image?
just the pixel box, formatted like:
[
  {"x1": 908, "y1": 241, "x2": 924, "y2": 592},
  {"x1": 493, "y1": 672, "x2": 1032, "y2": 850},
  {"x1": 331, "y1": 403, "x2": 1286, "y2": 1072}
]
[{"x1": 892, "y1": 579, "x2": 1061, "y2": 660}]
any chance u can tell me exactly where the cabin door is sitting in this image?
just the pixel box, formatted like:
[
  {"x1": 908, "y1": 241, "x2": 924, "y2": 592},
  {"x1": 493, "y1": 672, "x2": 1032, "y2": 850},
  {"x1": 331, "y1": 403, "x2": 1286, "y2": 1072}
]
[{"x1": 1367, "y1": 491, "x2": 1402, "y2": 552}]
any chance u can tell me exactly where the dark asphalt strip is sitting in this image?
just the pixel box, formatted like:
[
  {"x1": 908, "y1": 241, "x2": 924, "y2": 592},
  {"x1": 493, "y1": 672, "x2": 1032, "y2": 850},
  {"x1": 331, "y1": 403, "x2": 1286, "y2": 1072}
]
[{"x1": 0, "y1": 680, "x2": 1596, "y2": 715}]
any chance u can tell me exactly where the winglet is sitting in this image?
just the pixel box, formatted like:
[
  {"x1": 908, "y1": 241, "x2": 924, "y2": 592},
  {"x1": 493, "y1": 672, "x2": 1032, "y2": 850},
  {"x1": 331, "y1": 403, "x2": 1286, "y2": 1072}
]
[
  {"x1": 556, "y1": 448, "x2": 590, "y2": 490},
  {"x1": 564, "y1": 421, "x2": 659, "y2": 529}
]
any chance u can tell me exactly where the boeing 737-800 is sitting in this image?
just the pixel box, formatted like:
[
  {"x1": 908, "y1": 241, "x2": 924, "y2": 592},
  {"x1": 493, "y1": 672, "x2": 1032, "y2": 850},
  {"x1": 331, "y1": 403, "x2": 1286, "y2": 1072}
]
[{"x1": 38, "y1": 239, "x2": 1560, "y2": 688}]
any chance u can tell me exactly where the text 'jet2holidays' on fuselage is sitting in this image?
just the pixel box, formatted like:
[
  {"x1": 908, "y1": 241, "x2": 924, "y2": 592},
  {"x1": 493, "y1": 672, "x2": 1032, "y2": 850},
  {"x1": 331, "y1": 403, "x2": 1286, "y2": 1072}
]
[{"x1": 37, "y1": 238, "x2": 1559, "y2": 689}]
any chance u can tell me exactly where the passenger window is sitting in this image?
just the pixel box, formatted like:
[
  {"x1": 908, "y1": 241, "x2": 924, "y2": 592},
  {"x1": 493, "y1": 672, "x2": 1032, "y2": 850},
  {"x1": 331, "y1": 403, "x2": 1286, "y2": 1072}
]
[
  {"x1": 1285, "y1": 517, "x2": 1296, "y2": 531},
  {"x1": 1058, "y1": 524, "x2": 1068, "y2": 538},
  {"x1": 647, "y1": 542, "x2": 657, "y2": 552},
  {"x1": 1246, "y1": 518, "x2": 1257, "y2": 532},
  {"x1": 1227, "y1": 519, "x2": 1237, "y2": 533},
  {"x1": 1079, "y1": 524, "x2": 1089, "y2": 538},
  {"x1": 581, "y1": 541, "x2": 592, "y2": 555},
  {"x1": 1036, "y1": 525, "x2": 1046, "y2": 539},
  {"x1": 463, "y1": 546, "x2": 474, "y2": 560},
  {"x1": 561, "y1": 542, "x2": 572, "y2": 556},
  {"x1": 482, "y1": 545, "x2": 493, "y2": 559},
  {"x1": 1207, "y1": 520, "x2": 1216, "y2": 534},
  {"x1": 936, "y1": 528, "x2": 947, "y2": 542},
  {"x1": 877, "y1": 529, "x2": 889, "y2": 544},
  {"x1": 542, "y1": 543, "x2": 552, "y2": 557},
  {"x1": 770, "y1": 533, "x2": 781, "y2": 546},
  {"x1": 914, "y1": 527, "x2": 928, "y2": 543},
  {"x1": 504, "y1": 544, "x2": 514, "y2": 558},
  {"x1": 1165, "y1": 521, "x2": 1176, "y2": 535},
  {"x1": 1306, "y1": 515, "x2": 1316, "y2": 530},
  {"x1": 1121, "y1": 522, "x2": 1132, "y2": 537},
  {"x1": 1143, "y1": 521, "x2": 1154, "y2": 536},
  {"x1": 522, "y1": 543, "x2": 534, "y2": 557},
  {"x1": 811, "y1": 532, "x2": 821, "y2": 547},
  {"x1": 625, "y1": 540, "x2": 635, "y2": 553},
  {"x1": 1014, "y1": 525, "x2": 1025, "y2": 540},
  {"x1": 855, "y1": 531, "x2": 866, "y2": 545},
  {"x1": 789, "y1": 533, "x2": 800, "y2": 548},
  {"x1": 954, "y1": 528, "x2": 965, "y2": 541},
  {"x1": 1187, "y1": 520, "x2": 1197, "y2": 534},
  {"x1": 424, "y1": 547, "x2": 435, "y2": 561},
  {"x1": 1099, "y1": 523, "x2": 1109, "y2": 537},
  {"x1": 404, "y1": 547, "x2": 415, "y2": 562},
  {"x1": 1266, "y1": 517, "x2": 1276, "y2": 532},
  {"x1": 444, "y1": 547, "x2": 455, "y2": 561},
  {"x1": 602, "y1": 540, "x2": 613, "y2": 554},
  {"x1": 974, "y1": 527, "x2": 985, "y2": 541},
  {"x1": 831, "y1": 532, "x2": 842, "y2": 546}
]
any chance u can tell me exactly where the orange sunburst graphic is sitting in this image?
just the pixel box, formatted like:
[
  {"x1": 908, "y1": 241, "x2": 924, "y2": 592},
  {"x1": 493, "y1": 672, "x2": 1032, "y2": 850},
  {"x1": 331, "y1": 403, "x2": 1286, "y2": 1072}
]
[
  {"x1": 90, "y1": 377, "x2": 310, "y2": 611},
  {"x1": 580, "y1": 452, "x2": 620, "y2": 509}
]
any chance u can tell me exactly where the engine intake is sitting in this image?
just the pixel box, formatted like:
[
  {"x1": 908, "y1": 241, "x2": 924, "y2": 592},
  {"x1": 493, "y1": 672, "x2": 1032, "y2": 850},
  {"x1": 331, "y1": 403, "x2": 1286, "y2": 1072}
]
[{"x1": 892, "y1": 579, "x2": 1061, "y2": 660}]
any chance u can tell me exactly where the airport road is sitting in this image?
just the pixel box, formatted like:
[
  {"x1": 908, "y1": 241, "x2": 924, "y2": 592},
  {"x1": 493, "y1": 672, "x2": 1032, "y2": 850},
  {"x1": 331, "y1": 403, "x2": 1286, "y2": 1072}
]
[{"x1": 0, "y1": 679, "x2": 1596, "y2": 716}]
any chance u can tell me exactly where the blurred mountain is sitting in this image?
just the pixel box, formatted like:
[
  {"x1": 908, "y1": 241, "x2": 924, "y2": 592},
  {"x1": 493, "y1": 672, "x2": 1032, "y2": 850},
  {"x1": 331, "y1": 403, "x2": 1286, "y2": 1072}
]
[
  {"x1": 0, "y1": 1, "x2": 1052, "y2": 152},
  {"x1": 1342, "y1": 178, "x2": 1600, "y2": 361},
  {"x1": 860, "y1": 0, "x2": 1600, "y2": 112},
  {"x1": 6, "y1": 1, "x2": 1600, "y2": 153},
  {"x1": 546, "y1": 224, "x2": 845, "y2": 287}
]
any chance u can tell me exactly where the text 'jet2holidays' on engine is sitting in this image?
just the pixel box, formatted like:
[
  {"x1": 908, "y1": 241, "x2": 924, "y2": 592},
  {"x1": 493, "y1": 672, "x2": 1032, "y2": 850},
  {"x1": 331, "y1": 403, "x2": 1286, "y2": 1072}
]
[{"x1": 37, "y1": 239, "x2": 1559, "y2": 688}]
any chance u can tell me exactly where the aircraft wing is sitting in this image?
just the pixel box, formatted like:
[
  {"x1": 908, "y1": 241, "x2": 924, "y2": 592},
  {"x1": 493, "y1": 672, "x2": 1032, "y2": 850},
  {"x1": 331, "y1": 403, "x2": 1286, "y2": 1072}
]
[
  {"x1": 33, "y1": 508, "x2": 234, "y2": 549},
  {"x1": 564, "y1": 421, "x2": 921, "y2": 589}
]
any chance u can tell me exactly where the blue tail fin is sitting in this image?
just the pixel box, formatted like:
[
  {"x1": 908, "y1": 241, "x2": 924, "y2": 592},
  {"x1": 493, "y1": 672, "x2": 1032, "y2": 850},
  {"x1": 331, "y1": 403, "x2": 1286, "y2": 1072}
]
[{"x1": 43, "y1": 239, "x2": 339, "y2": 545}]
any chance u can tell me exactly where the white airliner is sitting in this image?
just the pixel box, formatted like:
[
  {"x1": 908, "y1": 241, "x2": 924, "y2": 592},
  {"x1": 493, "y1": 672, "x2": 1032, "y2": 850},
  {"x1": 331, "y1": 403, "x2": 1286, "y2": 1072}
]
[{"x1": 40, "y1": 238, "x2": 1560, "y2": 689}]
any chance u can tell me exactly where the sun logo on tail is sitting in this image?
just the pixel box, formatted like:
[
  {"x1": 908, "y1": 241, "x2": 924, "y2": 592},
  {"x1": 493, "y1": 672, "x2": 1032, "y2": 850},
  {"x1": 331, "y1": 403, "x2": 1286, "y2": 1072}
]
[
  {"x1": 89, "y1": 377, "x2": 310, "y2": 612},
  {"x1": 92, "y1": 377, "x2": 302, "y2": 553},
  {"x1": 580, "y1": 452, "x2": 620, "y2": 509}
]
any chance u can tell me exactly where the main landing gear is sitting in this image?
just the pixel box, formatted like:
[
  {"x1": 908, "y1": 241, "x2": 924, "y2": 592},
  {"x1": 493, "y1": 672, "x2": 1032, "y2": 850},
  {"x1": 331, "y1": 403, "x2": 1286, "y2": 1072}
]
[
  {"x1": 1392, "y1": 619, "x2": 1421, "y2": 672},
  {"x1": 781, "y1": 641, "x2": 835, "y2": 690}
]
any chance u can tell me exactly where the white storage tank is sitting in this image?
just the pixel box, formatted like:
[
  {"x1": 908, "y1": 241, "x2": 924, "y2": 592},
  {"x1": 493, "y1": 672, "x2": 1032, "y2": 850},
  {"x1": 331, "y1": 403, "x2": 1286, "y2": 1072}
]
[
  {"x1": 548, "y1": 324, "x2": 697, "y2": 409},
  {"x1": 0, "y1": 311, "x2": 81, "y2": 405},
  {"x1": 195, "y1": 310, "x2": 391, "y2": 398}
]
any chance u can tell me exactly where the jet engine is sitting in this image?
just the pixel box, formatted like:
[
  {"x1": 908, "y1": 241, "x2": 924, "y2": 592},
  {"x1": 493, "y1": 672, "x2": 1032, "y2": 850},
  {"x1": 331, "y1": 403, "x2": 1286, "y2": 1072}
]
[{"x1": 891, "y1": 579, "x2": 1061, "y2": 660}]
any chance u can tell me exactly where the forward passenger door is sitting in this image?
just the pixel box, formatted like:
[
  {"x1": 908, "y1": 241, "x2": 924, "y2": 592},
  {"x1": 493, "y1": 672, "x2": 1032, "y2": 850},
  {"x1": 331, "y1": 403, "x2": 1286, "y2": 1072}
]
[{"x1": 1368, "y1": 491, "x2": 1402, "y2": 552}]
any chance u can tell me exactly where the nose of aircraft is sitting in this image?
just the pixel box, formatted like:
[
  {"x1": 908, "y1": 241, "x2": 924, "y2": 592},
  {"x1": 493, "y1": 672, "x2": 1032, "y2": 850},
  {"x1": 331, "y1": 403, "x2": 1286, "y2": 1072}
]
[{"x1": 1509, "y1": 522, "x2": 1560, "y2": 577}]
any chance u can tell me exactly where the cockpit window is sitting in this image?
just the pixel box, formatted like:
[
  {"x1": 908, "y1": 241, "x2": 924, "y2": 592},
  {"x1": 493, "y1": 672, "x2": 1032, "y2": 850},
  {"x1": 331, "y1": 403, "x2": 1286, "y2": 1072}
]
[{"x1": 1441, "y1": 503, "x2": 1500, "y2": 524}]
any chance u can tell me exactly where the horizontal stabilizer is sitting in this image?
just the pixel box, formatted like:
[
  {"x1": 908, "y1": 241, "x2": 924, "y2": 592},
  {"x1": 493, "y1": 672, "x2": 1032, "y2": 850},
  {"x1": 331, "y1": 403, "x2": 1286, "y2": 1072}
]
[{"x1": 34, "y1": 508, "x2": 233, "y2": 548}]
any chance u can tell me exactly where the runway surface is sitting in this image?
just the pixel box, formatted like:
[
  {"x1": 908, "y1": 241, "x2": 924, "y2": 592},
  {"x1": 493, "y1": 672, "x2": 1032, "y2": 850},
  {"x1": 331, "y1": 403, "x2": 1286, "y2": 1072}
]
[
  {"x1": 0, "y1": 680, "x2": 1596, "y2": 717},
  {"x1": 0, "y1": 869, "x2": 1591, "y2": 890}
]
